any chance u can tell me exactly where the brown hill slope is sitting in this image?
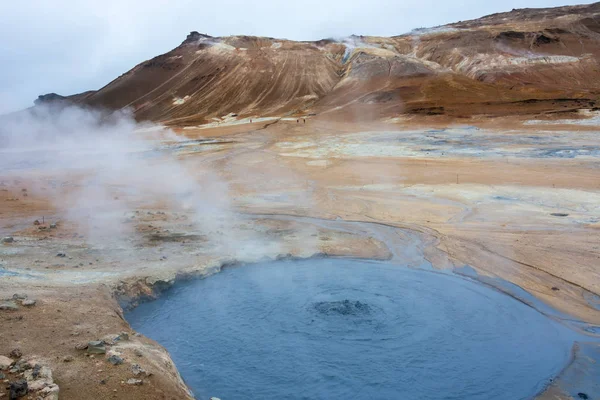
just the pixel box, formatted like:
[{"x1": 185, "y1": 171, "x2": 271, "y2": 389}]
[{"x1": 46, "y1": 2, "x2": 600, "y2": 125}]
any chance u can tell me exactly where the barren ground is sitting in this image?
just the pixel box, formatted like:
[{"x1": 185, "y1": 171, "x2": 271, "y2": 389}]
[{"x1": 1, "y1": 115, "x2": 600, "y2": 399}]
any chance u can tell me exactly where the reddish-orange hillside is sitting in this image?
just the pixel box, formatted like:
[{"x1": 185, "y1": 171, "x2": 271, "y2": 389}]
[{"x1": 40, "y1": 2, "x2": 600, "y2": 125}]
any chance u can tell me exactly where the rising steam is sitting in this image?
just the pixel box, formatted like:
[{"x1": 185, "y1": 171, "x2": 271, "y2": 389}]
[{"x1": 0, "y1": 104, "x2": 277, "y2": 258}]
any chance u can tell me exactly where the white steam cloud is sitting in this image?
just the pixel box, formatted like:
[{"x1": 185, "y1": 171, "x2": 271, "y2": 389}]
[{"x1": 0, "y1": 104, "x2": 275, "y2": 258}]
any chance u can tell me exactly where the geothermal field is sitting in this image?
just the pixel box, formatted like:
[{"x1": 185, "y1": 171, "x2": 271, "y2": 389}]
[{"x1": 2, "y1": 2, "x2": 600, "y2": 400}]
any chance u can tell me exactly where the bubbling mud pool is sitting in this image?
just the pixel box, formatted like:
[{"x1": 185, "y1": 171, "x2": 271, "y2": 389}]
[{"x1": 126, "y1": 259, "x2": 577, "y2": 400}]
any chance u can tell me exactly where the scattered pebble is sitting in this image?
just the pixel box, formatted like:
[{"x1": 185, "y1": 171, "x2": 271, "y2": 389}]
[
  {"x1": 62, "y1": 356, "x2": 73, "y2": 363},
  {"x1": 56, "y1": 253, "x2": 66, "y2": 258},
  {"x1": 22, "y1": 299, "x2": 36, "y2": 307},
  {"x1": 134, "y1": 349, "x2": 143, "y2": 357},
  {"x1": 9, "y1": 349, "x2": 22, "y2": 359},
  {"x1": 0, "y1": 301, "x2": 19, "y2": 311},
  {"x1": 49, "y1": 223, "x2": 57, "y2": 229},
  {"x1": 86, "y1": 341, "x2": 106, "y2": 355},
  {"x1": 0, "y1": 356, "x2": 14, "y2": 370},
  {"x1": 107, "y1": 355, "x2": 123, "y2": 365},
  {"x1": 131, "y1": 364, "x2": 149, "y2": 377},
  {"x1": 126, "y1": 378, "x2": 143, "y2": 386},
  {"x1": 9, "y1": 379, "x2": 28, "y2": 399},
  {"x1": 12, "y1": 293, "x2": 27, "y2": 300},
  {"x1": 1, "y1": 236, "x2": 14, "y2": 243},
  {"x1": 74, "y1": 342, "x2": 88, "y2": 351}
]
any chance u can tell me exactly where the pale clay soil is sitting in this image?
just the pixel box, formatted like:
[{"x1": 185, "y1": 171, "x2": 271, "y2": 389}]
[{"x1": 1, "y1": 117, "x2": 600, "y2": 399}]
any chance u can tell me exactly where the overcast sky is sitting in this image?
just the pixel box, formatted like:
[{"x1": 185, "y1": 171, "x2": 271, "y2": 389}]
[{"x1": 0, "y1": 0, "x2": 595, "y2": 114}]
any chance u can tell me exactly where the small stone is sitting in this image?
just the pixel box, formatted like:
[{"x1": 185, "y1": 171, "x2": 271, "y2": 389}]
[
  {"x1": 14, "y1": 359, "x2": 32, "y2": 372},
  {"x1": 126, "y1": 378, "x2": 142, "y2": 385},
  {"x1": 1, "y1": 236, "x2": 14, "y2": 243},
  {"x1": 9, "y1": 349, "x2": 22, "y2": 359},
  {"x1": 22, "y1": 299, "x2": 36, "y2": 307},
  {"x1": 40, "y1": 383, "x2": 59, "y2": 400},
  {"x1": 49, "y1": 223, "x2": 57, "y2": 229},
  {"x1": 133, "y1": 349, "x2": 143, "y2": 357},
  {"x1": 12, "y1": 294, "x2": 27, "y2": 300},
  {"x1": 0, "y1": 355, "x2": 14, "y2": 370},
  {"x1": 551, "y1": 286, "x2": 560, "y2": 291},
  {"x1": 62, "y1": 356, "x2": 73, "y2": 363},
  {"x1": 56, "y1": 253, "x2": 66, "y2": 258},
  {"x1": 0, "y1": 301, "x2": 18, "y2": 311},
  {"x1": 131, "y1": 364, "x2": 148, "y2": 377},
  {"x1": 28, "y1": 379, "x2": 48, "y2": 391},
  {"x1": 100, "y1": 379, "x2": 107, "y2": 385},
  {"x1": 107, "y1": 355, "x2": 123, "y2": 365},
  {"x1": 578, "y1": 393, "x2": 589, "y2": 400},
  {"x1": 86, "y1": 341, "x2": 106, "y2": 354},
  {"x1": 33, "y1": 220, "x2": 40, "y2": 226},
  {"x1": 117, "y1": 332, "x2": 129, "y2": 341},
  {"x1": 74, "y1": 342, "x2": 88, "y2": 351},
  {"x1": 9, "y1": 379, "x2": 28, "y2": 398}
]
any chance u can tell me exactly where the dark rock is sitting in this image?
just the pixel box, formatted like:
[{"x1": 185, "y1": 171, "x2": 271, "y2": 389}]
[
  {"x1": 56, "y1": 252, "x2": 66, "y2": 258},
  {"x1": 34, "y1": 93, "x2": 67, "y2": 106},
  {"x1": 1, "y1": 236, "x2": 14, "y2": 243},
  {"x1": 49, "y1": 223, "x2": 57, "y2": 229},
  {"x1": 9, "y1": 379, "x2": 28, "y2": 399},
  {"x1": 9, "y1": 349, "x2": 22, "y2": 359},
  {"x1": 107, "y1": 355, "x2": 123, "y2": 365},
  {"x1": 550, "y1": 213, "x2": 569, "y2": 217},
  {"x1": 86, "y1": 341, "x2": 106, "y2": 354},
  {"x1": 31, "y1": 364, "x2": 41, "y2": 379},
  {"x1": 578, "y1": 393, "x2": 589, "y2": 400},
  {"x1": 12, "y1": 294, "x2": 26, "y2": 300},
  {"x1": 182, "y1": 31, "x2": 212, "y2": 44},
  {"x1": 551, "y1": 286, "x2": 560, "y2": 291}
]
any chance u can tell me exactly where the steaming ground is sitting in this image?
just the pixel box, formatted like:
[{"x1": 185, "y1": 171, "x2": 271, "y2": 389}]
[{"x1": 1, "y1": 107, "x2": 600, "y2": 399}]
